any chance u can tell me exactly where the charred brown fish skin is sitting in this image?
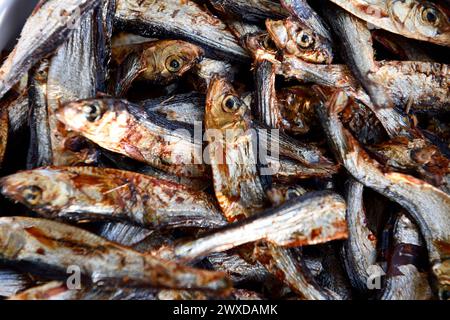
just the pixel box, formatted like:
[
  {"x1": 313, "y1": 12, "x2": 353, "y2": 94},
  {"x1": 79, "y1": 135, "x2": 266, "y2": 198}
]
[
  {"x1": 0, "y1": 0, "x2": 102, "y2": 100},
  {"x1": 27, "y1": 60, "x2": 52, "y2": 169},
  {"x1": 0, "y1": 107, "x2": 8, "y2": 168},
  {"x1": 316, "y1": 89, "x2": 450, "y2": 298},
  {"x1": 172, "y1": 191, "x2": 348, "y2": 261},
  {"x1": 380, "y1": 213, "x2": 433, "y2": 300},
  {"x1": 114, "y1": 40, "x2": 204, "y2": 97},
  {"x1": 0, "y1": 217, "x2": 231, "y2": 293},
  {"x1": 0, "y1": 167, "x2": 226, "y2": 229},
  {"x1": 266, "y1": 18, "x2": 333, "y2": 64},
  {"x1": 57, "y1": 98, "x2": 207, "y2": 178},
  {"x1": 327, "y1": 0, "x2": 450, "y2": 47},
  {"x1": 114, "y1": 0, "x2": 249, "y2": 62}
]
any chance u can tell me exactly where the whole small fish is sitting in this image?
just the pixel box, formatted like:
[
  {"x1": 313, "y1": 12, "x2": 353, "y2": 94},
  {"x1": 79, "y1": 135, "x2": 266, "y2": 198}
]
[
  {"x1": 114, "y1": 40, "x2": 204, "y2": 96},
  {"x1": 342, "y1": 179, "x2": 377, "y2": 293},
  {"x1": 208, "y1": 0, "x2": 288, "y2": 23},
  {"x1": 57, "y1": 98, "x2": 207, "y2": 178},
  {"x1": 0, "y1": 0, "x2": 102, "y2": 99},
  {"x1": 170, "y1": 191, "x2": 348, "y2": 261},
  {"x1": 114, "y1": 0, "x2": 249, "y2": 61},
  {"x1": 327, "y1": 0, "x2": 450, "y2": 47},
  {"x1": 316, "y1": 89, "x2": 450, "y2": 298},
  {"x1": 266, "y1": 18, "x2": 333, "y2": 64},
  {"x1": 205, "y1": 76, "x2": 269, "y2": 221},
  {"x1": 380, "y1": 213, "x2": 433, "y2": 300},
  {"x1": 0, "y1": 167, "x2": 226, "y2": 229},
  {"x1": 0, "y1": 217, "x2": 231, "y2": 292}
]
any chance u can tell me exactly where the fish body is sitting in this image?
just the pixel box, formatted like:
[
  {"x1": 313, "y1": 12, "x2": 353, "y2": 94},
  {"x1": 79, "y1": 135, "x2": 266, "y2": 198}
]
[
  {"x1": 0, "y1": 0, "x2": 102, "y2": 99},
  {"x1": 0, "y1": 217, "x2": 231, "y2": 292},
  {"x1": 209, "y1": 0, "x2": 288, "y2": 23},
  {"x1": 0, "y1": 167, "x2": 226, "y2": 229},
  {"x1": 328, "y1": 0, "x2": 450, "y2": 46},
  {"x1": 114, "y1": 0, "x2": 248, "y2": 61},
  {"x1": 114, "y1": 40, "x2": 204, "y2": 96}
]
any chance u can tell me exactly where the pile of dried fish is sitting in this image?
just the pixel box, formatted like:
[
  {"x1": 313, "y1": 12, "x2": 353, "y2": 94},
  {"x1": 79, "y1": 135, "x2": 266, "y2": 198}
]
[{"x1": 0, "y1": 0, "x2": 448, "y2": 300}]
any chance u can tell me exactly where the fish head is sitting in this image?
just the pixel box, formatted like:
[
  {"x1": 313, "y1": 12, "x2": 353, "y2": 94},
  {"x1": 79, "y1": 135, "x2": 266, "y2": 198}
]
[
  {"x1": 141, "y1": 40, "x2": 204, "y2": 83},
  {"x1": 243, "y1": 32, "x2": 279, "y2": 61},
  {"x1": 388, "y1": 0, "x2": 450, "y2": 42},
  {"x1": 266, "y1": 18, "x2": 333, "y2": 64},
  {"x1": 205, "y1": 77, "x2": 249, "y2": 131},
  {"x1": 57, "y1": 99, "x2": 123, "y2": 138},
  {"x1": 0, "y1": 169, "x2": 73, "y2": 212}
]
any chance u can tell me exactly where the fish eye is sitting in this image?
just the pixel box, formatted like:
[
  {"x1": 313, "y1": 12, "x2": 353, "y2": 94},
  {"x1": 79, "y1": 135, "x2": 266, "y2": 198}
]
[
  {"x1": 83, "y1": 104, "x2": 102, "y2": 122},
  {"x1": 297, "y1": 31, "x2": 315, "y2": 49},
  {"x1": 421, "y1": 6, "x2": 440, "y2": 26},
  {"x1": 286, "y1": 188, "x2": 301, "y2": 200},
  {"x1": 22, "y1": 186, "x2": 43, "y2": 206},
  {"x1": 222, "y1": 95, "x2": 242, "y2": 113},
  {"x1": 165, "y1": 55, "x2": 184, "y2": 73}
]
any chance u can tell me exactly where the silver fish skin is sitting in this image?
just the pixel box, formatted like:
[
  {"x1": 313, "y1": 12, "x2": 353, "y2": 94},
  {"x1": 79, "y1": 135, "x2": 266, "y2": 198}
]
[
  {"x1": 322, "y1": 4, "x2": 393, "y2": 109},
  {"x1": 47, "y1": 6, "x2": 110, "y2": 166},
  {"x1": 172, "y1": 191, "x2": 348, "y2": 261},
  {"x1": 10, "y1": 281, "x2": 158, "y2": 300},
  {"x1": 254, "y1": 59, "x2": 282, "y2": 129},
  {"x1": 0, "y1": 217, "x2": 231, "y2": 293},
  {"x1": 0, "y1": 166, "x2": 226, "y2": 229},
  {"x1": 327, "y1": 0, "x2": 450, "y2": 47},
  {"x1": 26, "y1": 60, "x2": 52, "y2": 169},
  {"x1": 209, "y1": 0, "x2": 288, "y2": 23},
  {"x1": 315, "y1": 89, "x2": 450, "y2": 298},
  {"x1": 0, "y1": 267, "x2": 34, "y2": 298},
  {"x1": 142, "y1": 93, "x2": 206, "y2": 125},
  {"x1": 342, "y1": 179, "x2": 377, "y2": 293},
  {"x1": 380, "y1": 213, "x2": 433, "y2": 300},
  {"x1": 5, "y1": 91, "x2": 28, "y2": 134},
  {"x1": 279, "y1": 55, "x2": 449, "y2": 137},
  {"x1": 98, "y1": 222, "x2": 153, "y2": 247},
  {"x1": 280, "y1": 0, "x2": 332, "y2": 40},
  {"x1": 0, "y1": 0, "x2": 102, "y2": 100},
  {"x1": 194, "y1": 58, "x2": 239, "y2": 91},
  {"x1": 114, "y1": 0, "x2": 249, "y2": 61}
]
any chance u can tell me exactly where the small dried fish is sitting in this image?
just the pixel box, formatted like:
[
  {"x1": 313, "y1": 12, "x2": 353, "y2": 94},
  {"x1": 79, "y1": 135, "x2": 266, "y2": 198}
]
[
  {"x1": 0, "y1": 0, "x2": 102, "y2": 99},
  {"x1": 114, "y1": 0, "x2": 249, "y2": 61},
  {"x1": 328, "y1": 0, "x2": 450, "y2": 47},
  {"x1": 0, "y1": 217, "x2": 231, "y2": 292},
  {"x1": 114, "y1": 40, "x2": 204, "y2": 96},
  {"x1": 0, "y1": 167, "x2": 226, "y2": 229},
  {"x1": 380, "y1": 213, "x2": 433, "y2": 300},
  {"x1": 171, "y1": 191, "x2": 348, "y2": 261},
  {"x1": 266, "y1": 18, "x2": 333, "y2": 64},
  {"x1": 342, "y1": 179, "x2": 377, "y2": 293},
  {"x1": 316, "y1": 89, "x2": 450, "y2": 298}
]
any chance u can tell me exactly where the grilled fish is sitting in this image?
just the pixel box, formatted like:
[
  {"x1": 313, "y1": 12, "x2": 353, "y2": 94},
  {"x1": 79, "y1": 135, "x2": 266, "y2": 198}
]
[
  {"x1": 0, "y1": 167, "x2": 226, "y2": 229},
  {"x1": 316, "y1": 89, "x2": 450, "y2": 298},
  {"x1": 0, "y1": 217, "x2": 231, "y2": 292},
  {"x1": 114, "y1": 40, "x2": 204, "y2": 96}
]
